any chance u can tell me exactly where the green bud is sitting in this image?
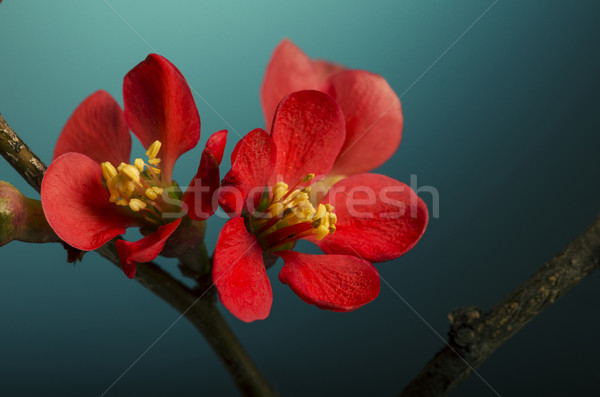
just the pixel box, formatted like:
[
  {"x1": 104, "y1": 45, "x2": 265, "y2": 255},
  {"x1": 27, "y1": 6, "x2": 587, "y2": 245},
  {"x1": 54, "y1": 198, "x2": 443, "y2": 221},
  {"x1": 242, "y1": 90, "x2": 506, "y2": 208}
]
[{"x1": 0, "y1": 181, "x2": 60, "y2": 247}]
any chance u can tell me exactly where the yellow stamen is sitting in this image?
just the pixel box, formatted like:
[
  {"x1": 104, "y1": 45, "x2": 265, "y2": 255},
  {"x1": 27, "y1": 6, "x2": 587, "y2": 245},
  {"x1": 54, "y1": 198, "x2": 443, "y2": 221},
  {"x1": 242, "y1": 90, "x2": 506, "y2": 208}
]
[
  {"x1": 100, "y1": 140, "x2": 167, "y2": 218},
  {"x1": 303, "y1": 173, "x2": 315, "y2": 182},
  {"x1": 101, "y1": 162, "x2": 117, "y2": 181},
  {"x1": 272, "y1": 182, "x2": 288, "y2": 202},
  {"x1": 145, "y1": 188, "x2": 158, "y2": 200},
  {"x1": 146, "y1": 140, "x2": 161, "y2": 160},
  {"x1": 128, "y1": 198, "x2": 147, "y2": 212},
  {"x1": 134, "y1": 158, "x2": 145, "y2": 172},
  {"x1": 119, "y1": 164, "x2": 141, "y2": 184},
  {"x1": 256, "y1": 174, "x2": 337, "y2": 245}
]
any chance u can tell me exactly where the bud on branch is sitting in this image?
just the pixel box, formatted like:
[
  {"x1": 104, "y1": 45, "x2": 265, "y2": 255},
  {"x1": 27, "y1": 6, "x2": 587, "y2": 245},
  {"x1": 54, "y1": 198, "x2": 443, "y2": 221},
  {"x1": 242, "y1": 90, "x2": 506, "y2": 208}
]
[{"x1": 0, "y1": 181, "x2": 60, "y2": 247}]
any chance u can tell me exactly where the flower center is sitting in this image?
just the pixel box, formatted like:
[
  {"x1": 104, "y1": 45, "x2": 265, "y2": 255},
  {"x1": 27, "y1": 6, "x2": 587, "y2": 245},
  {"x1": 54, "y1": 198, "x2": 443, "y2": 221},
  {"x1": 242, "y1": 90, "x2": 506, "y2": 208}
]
[
  {"x1": 101, "y1": 140, "x2": 175, "y2": 224},
  {"x1": 250, "y1": 174, "x2": 337, "y2": 251}
]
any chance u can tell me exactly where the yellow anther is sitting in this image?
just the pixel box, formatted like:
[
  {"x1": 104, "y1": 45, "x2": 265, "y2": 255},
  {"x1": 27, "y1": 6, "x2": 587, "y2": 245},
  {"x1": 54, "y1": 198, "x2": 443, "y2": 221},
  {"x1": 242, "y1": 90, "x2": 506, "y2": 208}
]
[
  {"x1": 328, "y1": 213, "x2": 337, "y2": 225},
  {"x1": 146, "y1": 140, "x2": 162, "y2": 160},
  {"x1": 145, "y1": 188, "x2": 158, "y2": 200},
  {"x1": 303, "y1": 173, "x2": 315, "y2": 182},
  {"x1": 120, "y1": 164, "x2": 141, "y2": 184},
  {"x1": 121, "y1": 181, "x2": 136, "y2": 196},
  {"x1": 134, "y1": 158, "x2": 145, "y2": 172},
  {"x1": 128, "y1": 198, "x2": 147, "y2": 212},
  {"x1": 291, "y1": 192, "x2": 309, "y2": 206},
  {"x1": 255, "y1": 173, "x2": 337, "y2": 248},
  {"x1": 314, "y1": 204, "x2": 327, "y2": 220},
  {"x1": 314, "y1": 225, "x2": 330, "y2": 240},
  {"x1": 101, "y1": 162, "x2": 118, "y2": 182},
  {"x1": 101, "y1": 140, "x2": 167, "y2": 216},
  {"x1": 269, "y1": 202, "x2": 286, "y2": 217},
  {"x1": 272, "y1": 182, "x2": 288, "y2": 202}
]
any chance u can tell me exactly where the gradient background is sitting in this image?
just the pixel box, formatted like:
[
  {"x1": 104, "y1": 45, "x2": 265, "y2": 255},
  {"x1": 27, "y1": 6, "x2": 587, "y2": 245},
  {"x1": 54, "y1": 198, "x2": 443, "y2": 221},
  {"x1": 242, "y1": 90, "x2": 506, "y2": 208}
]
[{"x1": 1, "y1": 1, "x2": 599, "y2": 396}]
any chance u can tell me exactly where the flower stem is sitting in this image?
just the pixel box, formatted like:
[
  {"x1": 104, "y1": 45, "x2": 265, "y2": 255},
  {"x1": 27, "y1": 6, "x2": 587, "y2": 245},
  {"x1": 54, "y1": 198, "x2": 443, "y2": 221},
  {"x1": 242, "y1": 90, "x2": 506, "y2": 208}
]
[{"x1": 0, "y1": 114, "x2": 277, "y2": 397}]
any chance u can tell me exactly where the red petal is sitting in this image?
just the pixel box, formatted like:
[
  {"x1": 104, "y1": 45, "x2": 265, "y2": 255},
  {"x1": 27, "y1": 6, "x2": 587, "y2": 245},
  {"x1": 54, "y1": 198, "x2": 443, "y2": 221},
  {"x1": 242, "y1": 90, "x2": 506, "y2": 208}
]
[
  {"x1": 54, "y1": 90, "x2": 131, "y2": 165},
  {"x1": 41, "y1": 153, "x2": 136, "y2": 251},
  {"x1": 316, "y1": 173, "x2": 428, "y2": 262},
  {"x1": 325, "y1": 70, "x2": 403, "y2": 176},
  {"x1": 115, "y1": 218, "x2": 182, "y2": 278},
  {"x1": 183, "y1": 130, "x2": 228, "y2": 221},
  {"x1": 278, "y1": 251, "x2": 380, "y2": 312},
  {"x1": 123, "y1": 54, "x2": 200, "y2": 183},
  {"x1": 219, "y1": 129, "x2": 276, "y2": 216},
  {"x1": 313, "y1": 59, "x2": 347, "y2": 82},
  {"x1": 213, "y1": 217, "x2": 272, "y2": 322},
  {"x1": 270, "y1": 90, "x2": 345, "y2": 184},
  {"x1": 203, "y1": 128, "x2": 227, "y2": 164},
  {"x1": 261, "y1": 39, "x2": 322, "y2": 129}
]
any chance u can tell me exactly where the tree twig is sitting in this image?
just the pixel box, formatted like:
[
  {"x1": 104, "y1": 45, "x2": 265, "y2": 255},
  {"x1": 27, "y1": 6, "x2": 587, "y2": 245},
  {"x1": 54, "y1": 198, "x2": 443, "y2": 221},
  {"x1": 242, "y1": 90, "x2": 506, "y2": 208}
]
[
  {"x1": 399, "y1": 216, "x2": 600, "y2": 397},
  {"x1": 0, "y1": 115, "x2": 47, "y2": 191},
  {"x1": 0, "y1": 113, "x2": 276, "y2": 397}
]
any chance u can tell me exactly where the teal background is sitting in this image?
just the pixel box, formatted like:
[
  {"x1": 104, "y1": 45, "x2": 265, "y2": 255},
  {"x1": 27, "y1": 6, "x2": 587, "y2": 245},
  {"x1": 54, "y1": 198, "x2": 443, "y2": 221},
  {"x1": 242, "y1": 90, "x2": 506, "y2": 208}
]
[{"x1": 1, "y1": 0, "x2": 599, "y2": 396}]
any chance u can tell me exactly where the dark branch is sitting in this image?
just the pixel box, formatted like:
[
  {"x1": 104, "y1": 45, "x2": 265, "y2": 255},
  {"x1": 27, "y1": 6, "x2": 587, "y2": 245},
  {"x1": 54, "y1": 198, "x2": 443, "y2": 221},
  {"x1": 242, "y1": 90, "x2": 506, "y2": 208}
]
[
  {"x1": 0, "y1": 114, "x2": 276, "y2": 397},
  {"x1": 399, "y1": 215, "x2": 600, "y2": 397},
  {"x1": 0, "y1": 114, "x2": 47, "y2": 191}
]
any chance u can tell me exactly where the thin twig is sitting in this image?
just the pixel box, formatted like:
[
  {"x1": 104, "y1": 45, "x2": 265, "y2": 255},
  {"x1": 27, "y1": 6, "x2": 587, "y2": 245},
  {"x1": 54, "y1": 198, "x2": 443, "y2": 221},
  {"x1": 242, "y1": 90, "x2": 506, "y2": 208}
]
[
  {"x1": 0, "y1": 114, "x2": 47, "y2": 191},
  {"x1": 0, "y1": 114, "x2": 276, "y2": 397},
  {"x1": 399, "y1": 216, "x2": 600, "y2": 397}
]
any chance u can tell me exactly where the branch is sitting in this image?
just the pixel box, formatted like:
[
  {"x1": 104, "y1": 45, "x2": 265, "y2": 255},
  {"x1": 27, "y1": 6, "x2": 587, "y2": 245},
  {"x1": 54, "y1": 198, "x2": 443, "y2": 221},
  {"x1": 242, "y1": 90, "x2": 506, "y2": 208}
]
[
  {"x1": 0, "y1": 114, "x2": 276, "y2": 397},
  {"x1": 399, "y1": 215, "x2": 600, "y2": 397},
  {"x1": 0, "y1": 115, "x2": 47, "y2": 191}
]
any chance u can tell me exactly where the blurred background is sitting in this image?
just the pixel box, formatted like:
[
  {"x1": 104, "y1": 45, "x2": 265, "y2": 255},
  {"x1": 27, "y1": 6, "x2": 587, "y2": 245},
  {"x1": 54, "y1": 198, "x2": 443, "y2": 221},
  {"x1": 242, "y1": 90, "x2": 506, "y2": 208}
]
[{"x1": 1, "y1": 0, "x2": 599, "y2": 396}]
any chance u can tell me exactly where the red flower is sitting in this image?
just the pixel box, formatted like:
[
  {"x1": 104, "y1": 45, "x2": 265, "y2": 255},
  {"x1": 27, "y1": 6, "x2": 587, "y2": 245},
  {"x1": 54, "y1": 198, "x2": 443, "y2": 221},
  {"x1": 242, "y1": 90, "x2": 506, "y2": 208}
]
[
  {"x1": 213, "y1": 90, "x2": 427, "y2": 322},
  {"x1": 261, "y1": 38, "x2": 403, "y2": 176},
  {"x1": 41, "y1": 54, "x2": 226, "y2": 278}
]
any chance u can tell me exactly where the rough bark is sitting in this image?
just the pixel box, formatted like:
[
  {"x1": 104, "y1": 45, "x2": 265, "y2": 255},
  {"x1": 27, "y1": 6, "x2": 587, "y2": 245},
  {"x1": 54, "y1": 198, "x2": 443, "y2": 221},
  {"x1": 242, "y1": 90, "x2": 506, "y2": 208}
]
[{"x1": 400, "y1": 216, "x2": 600, "y2": 397}]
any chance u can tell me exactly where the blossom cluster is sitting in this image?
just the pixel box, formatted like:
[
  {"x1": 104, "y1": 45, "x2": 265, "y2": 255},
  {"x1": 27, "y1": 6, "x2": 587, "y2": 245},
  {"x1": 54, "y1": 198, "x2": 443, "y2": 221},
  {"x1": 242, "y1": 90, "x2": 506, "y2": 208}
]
[{"x1": 39, "y1": 40, "x2": 428, "y2": 322}]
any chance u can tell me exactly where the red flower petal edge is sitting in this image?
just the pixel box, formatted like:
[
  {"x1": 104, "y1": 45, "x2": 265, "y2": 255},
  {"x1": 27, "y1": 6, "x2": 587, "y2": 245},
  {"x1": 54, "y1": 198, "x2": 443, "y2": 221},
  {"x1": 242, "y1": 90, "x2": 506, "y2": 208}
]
[
  {"x1": 261, "y1": 39, "x2": 321, "y2": 129},
  {"x1": 270, "y1": 90, "x2": 346, "y2": 184},
  {"x1": 325, "y1": 70, "x2": 403, "y2": 176},
  {"x1": 317, "y1": 173, "x2": 428, "y2": 262},
  {"x1": 53, "y1": 90, "x2": 131, "y2": 166},
  {"x1": 123, "y1": 54, "x2": 201, "y2": 183},
  {"x1": 41, "y1": 153, "x2": 137, "y2": 251},
  {"x1": 184, "y1": 129, "x2": 228, "y2": 221},
  {"x1": 115, "y1": 218, "x2": 182, "y2": 279},
  {"x1": 213, "y1": 217, "x2": 272, "y2": 322},
  {"x1": 278, "y1": 250, "x2": 380, "y2": 312},
  {"x1": 219, "y1": 128, "x2": 276, "y2": 216},
  {"x1": 312, "y1": 59, "x2": 347, "y2": 82}
]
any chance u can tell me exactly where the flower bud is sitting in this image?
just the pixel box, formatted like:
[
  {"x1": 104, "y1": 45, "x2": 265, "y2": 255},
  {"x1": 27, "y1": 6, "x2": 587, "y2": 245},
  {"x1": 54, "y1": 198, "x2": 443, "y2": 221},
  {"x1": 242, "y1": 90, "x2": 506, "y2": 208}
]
[{"x1": 0, "y1": 181, "x2": 60, "y2": 247}]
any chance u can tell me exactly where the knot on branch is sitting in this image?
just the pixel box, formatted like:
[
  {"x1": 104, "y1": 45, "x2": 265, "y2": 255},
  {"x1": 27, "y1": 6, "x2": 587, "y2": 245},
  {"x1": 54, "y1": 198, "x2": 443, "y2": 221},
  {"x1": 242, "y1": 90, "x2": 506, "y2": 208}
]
[{"x1": 447, "y1": 305, "x2": 482, "y2": 349}]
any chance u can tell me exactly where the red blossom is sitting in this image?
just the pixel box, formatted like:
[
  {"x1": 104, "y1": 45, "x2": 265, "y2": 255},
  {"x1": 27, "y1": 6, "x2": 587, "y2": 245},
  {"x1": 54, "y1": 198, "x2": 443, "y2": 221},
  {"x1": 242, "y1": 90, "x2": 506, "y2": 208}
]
[
  {"x1": 213, "y1": 90, "x2": 427, "y2": 322},
  {"x1": 261, "y1": 39, "x2": 404, "y2": 176},
  {"x1": 41, "y1": 54, "x2": 225, "y2": 278}
]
